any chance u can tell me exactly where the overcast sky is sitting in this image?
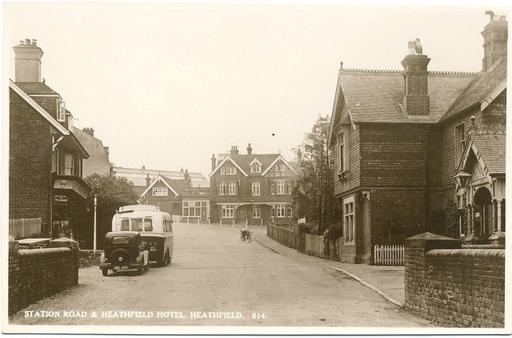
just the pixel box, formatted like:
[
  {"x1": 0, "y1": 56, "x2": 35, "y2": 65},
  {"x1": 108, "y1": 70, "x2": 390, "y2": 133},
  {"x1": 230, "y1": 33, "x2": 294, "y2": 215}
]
[{"x1": 3, "y1": 2, "x2": 506, "y2": 176}]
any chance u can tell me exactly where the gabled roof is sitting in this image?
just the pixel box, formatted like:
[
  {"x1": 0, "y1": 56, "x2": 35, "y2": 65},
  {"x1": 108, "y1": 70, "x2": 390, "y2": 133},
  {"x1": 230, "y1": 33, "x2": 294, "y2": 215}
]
[
  {"x1": 9, "y1": 80, "x2": 69, "y2": 135},
  {"x1": 210, "y1": 153, "x2": 297, "y2": 177},
  {"x1": 161, "y1": 176, "x2": 209, "y2": 199},
  {"x1": 336, "y1": 69, "x2": 475, "y2": 124},
  {"x1": 14, "y1": 82, "x2": 61, "y2": 96},
  {"x1": 463, "y1": 133, "x2": 506, "y2": 175},
  {"x1": 441, "y1": 58, "x2": 507, "y2": 122},
  {"x1": 261, "y1": 154, "x2": 298, "y2": 176},
  {"x1": 140, "y1": 175, "x2": 180, "y2": 198},
  {"x1": 209, "y1": 156, "x2": 249, "y2": 177}
]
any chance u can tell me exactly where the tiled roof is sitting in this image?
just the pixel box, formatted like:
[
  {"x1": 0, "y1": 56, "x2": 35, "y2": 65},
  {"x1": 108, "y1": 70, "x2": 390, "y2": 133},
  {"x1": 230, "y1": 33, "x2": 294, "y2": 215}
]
[
  {"x1": 15, "y1": 82, "x2": 60, "y2": 96},
  {"x1": 338, "y1": 69, "x2": 475, "y2": 123},
  {"x1": 441, "y1": 58, "x2": 507, "y2": 122},
  {"x1": 160, "y1": 176, "x2": 210, "y2": 198},
  {"x1": 228, "y1": 153, "x2": 280, "y2": 175},
  {"x1": 113, "y1": 166, "x2": 209, "y2": 188},
  {"x1": 472, "y1": 133, "x2": 506, "y2": 174}
]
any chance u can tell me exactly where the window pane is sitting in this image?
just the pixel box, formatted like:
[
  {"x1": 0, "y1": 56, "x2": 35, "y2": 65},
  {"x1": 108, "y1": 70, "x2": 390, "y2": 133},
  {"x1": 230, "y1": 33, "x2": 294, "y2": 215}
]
[
  {"x1": 131, "y1": 218, "x2": 143, "y2": 231},
  {"x1": 143, "y1": 218, "x2": 153, "y2": 231},
  {"x1": 121, "y1": 219, "x2": 129, "y2": 231}
]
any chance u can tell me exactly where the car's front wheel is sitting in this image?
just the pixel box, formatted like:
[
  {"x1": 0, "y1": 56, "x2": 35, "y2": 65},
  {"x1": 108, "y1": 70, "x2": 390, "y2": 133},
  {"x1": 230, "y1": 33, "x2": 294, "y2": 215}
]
[{"x1": 102, "y1": 269, "x2": 108, "y2": 276}]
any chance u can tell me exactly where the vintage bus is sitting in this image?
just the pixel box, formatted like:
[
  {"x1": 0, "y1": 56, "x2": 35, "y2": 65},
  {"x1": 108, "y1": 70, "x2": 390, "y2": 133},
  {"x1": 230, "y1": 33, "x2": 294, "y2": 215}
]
[{"x1": 112, "y1": 205, "x2": 173, "y2": 266}]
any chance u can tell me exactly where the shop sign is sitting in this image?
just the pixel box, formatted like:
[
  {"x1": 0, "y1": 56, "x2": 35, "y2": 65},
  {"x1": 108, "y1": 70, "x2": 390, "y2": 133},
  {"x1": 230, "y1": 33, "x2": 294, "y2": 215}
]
[{"x1": 54, "y1": 195, "x2": 68, "y2": 203}]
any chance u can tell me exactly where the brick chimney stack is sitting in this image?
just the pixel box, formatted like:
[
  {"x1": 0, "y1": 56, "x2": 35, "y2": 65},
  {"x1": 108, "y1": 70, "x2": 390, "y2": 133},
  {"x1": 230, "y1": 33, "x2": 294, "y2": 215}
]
[
  {"x1": 82, "y1": 127, "x2": 95, "y2": 137},
  {"x1": 401, "y1": 39, "x2": 430, "y2": 116},
  {"x1": 229, "y1": 146, "x2": 239, "y2": 156},
  {"x1": 247, "y1": 143, "x2": 253, "y2": 155},
  {"x1": 13, "y1": 39, "x2": 43, "y2": 82},
  {"x1": 145, "y1": 174, "x2": 151, "y2": 187},
  {"x1": 211, "y1": 154, "x2": 216, "y2": 171},
  {"x1": 482, "y1": 11, "x2": 508, "y2": 72}
]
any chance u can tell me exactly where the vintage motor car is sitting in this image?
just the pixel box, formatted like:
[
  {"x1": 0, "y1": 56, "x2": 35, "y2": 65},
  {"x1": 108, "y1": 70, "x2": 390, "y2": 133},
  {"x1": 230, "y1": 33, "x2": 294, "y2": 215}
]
[{"x1": 99, "y1": 231, "x2": 149, "y2": 276}]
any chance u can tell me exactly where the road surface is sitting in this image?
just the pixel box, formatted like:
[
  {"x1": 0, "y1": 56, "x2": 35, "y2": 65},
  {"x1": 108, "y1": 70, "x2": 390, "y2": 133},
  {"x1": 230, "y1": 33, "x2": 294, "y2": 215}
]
[{"x1": 10, "y1": 223, "x2": 431, "y2": 327}]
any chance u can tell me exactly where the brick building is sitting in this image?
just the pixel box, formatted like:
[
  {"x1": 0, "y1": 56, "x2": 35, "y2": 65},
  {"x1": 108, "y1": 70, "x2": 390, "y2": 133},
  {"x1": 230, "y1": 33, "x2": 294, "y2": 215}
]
[
  {"x1": 9, "y1": 39, "x2": 90, "y2": 239},
  {"x1": 140, "y1": 171, "x2": 210, "y2": 223},
  {"x1": 328, "y1": 12, "x2": 507, "y2": 263},
  {"x1": 209, "y1": 144, "x2": 297, "y2": 226},
  {"x1": 71, "y1": 127, "x2": 111, "y2": 177}
]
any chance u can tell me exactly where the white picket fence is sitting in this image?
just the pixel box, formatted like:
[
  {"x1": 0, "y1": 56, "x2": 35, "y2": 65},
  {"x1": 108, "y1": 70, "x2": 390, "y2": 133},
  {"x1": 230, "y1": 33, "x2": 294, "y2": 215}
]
[{"x1": 373, "y1": 244, "x2": 404, "y2": 266}]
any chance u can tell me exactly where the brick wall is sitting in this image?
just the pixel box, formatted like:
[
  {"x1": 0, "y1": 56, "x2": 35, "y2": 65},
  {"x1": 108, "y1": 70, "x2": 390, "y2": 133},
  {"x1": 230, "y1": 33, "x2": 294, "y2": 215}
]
[
  {"x1": 9, "y1": 239, "x2": 79, "y2": 315},
  {"x1": 360, "y1": 123, "x2": 429, "y2": 187},
  {"x1": 370, "y1": 189, "x2": 427, "y2": 245},
  {"x1": 9, "y1": 89, "x2": 53, "y2": 236},
  {"x1": 404, "y1": 233, "x2": 504, "y2": 327}
]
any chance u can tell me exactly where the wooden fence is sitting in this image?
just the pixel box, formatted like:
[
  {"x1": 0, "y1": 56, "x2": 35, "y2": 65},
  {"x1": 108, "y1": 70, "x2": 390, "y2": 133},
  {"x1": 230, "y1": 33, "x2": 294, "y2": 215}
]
[
  {"x1": 267, "y1": 224, "x2": 297, "y2": 249},
  {"x1": 9, "y1": 218, "x2": 42, "y2": 239},
  {"x1": 373, "y1": 244, "x2": 404, "y2": 266}
]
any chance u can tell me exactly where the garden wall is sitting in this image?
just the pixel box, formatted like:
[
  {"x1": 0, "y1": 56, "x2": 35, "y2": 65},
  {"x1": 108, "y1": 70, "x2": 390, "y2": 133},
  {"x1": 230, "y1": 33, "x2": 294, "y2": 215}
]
[
  {"x1": 8, "y1": 238, "x2": 79, "y2": 315},
  {"x1": 404, "y1": 232, "x2": 504, "y2": 327}
]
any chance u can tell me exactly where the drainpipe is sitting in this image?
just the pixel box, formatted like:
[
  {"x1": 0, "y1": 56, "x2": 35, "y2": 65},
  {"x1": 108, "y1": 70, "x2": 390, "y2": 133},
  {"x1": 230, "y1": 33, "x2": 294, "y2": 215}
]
[{"x1": 424, "y1": 126, "x2": 431, "y2": 232}]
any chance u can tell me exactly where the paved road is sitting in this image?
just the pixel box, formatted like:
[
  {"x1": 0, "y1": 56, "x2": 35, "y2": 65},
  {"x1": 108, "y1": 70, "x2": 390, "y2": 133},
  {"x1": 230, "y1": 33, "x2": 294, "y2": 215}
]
[{"x1": 10, "y1": 223, "x2": 431, "y2": 327}]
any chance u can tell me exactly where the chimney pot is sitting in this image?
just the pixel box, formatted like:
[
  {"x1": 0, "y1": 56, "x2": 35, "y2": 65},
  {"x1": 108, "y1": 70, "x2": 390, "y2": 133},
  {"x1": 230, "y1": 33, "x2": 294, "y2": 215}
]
[
  {"x1": 13, "y1": 38, "x2": 44, "y2": 82},
  {"x1": 211, "y1": 154, "x2": 217, "y2": 172},
  {"x1": 401, "y1": 42, "x2": 430, "y2": 116},
  {"x1": 481, "y1": 11, "x2": 507, "y2": 72}
]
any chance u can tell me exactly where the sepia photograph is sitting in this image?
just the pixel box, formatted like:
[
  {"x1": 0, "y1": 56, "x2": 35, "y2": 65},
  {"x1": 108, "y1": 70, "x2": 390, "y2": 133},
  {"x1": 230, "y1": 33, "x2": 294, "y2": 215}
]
[{"x1": 1, "y1": 1, "x2": 510, "y2": 334}]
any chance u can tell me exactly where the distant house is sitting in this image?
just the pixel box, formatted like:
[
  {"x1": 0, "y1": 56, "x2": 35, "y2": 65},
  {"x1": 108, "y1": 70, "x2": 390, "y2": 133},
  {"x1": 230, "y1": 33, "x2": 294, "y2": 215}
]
[
  {"x1": 140, "y1": 172, "x2": 210, "y2": 223},
  {"x1": 209, "y1": 144, "x2": 297, "y2": 226},
  {"x1": 113, "y1": 166, "x2": 210, "y2": 222},
  {"x1": 71, "y1": 127, "x2": 111, "y2": 177},
  {"x1": 327, "y1": 12, "x2": 506, "y2": 264},
  {"x1": 9, "y1": 39, "x2": 90, "y2": 240}
]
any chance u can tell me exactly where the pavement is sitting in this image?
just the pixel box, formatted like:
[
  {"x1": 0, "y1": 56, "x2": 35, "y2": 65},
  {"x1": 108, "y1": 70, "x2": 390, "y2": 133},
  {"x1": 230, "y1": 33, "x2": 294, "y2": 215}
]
[
  {"x1": 9, "y1": 223, "x2": 429, "y2": 328},
  {"x1": 250, "y1": 226, "x2": 405, "y2": 306}
]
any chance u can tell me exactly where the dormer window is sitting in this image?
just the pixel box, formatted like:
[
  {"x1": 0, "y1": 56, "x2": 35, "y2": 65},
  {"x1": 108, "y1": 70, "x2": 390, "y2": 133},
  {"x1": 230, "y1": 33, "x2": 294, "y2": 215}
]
[{"x1": 57, "y1": 99, "x2": 66, "y2": 122}]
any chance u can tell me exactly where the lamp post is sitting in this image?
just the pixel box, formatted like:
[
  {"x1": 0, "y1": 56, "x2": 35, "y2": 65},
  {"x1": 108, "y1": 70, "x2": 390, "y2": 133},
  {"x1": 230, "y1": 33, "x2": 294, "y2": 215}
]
[
  {"x1": 92, "y1": 178, "x2": 99, "y2": 253},
  {"x1": 93, "y1": 194, "x2": 97, "y2": 253}
]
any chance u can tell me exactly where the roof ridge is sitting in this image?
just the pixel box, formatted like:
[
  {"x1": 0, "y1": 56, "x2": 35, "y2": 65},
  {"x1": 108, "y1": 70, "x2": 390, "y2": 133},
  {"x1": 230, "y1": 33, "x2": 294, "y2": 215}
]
[
  {"x1": 341, "y1": 68, "x2": 477, "y2": 76},
  {"x1": 428, "y1": 70, "x2": 478, "y2": 76},
  {"x1": 341, "y1": 68, "x2": 402, "y2": 74}
]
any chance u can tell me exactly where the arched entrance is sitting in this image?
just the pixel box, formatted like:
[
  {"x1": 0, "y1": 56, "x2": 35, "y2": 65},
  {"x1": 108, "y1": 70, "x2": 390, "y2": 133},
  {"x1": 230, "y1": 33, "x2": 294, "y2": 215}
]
[{"x1": 473, "y1": 187, "x2": 493, "y2": 239}]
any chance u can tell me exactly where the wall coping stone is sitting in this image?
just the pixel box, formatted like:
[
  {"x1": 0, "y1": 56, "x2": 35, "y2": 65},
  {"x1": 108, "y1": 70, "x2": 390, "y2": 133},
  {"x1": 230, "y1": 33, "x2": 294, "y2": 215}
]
[
  {"x1": 18, "y1": 247, "x2": 71, "y2": 256},
  {"x1": 405, "y1": 232, "x2": 461, "y2": 250},
  {"x1": 49, "y1": 237, "x2": 79, "y2": 250},
  {"x1": 427, "y1": 248, "x2": 505, "y2": 258}
]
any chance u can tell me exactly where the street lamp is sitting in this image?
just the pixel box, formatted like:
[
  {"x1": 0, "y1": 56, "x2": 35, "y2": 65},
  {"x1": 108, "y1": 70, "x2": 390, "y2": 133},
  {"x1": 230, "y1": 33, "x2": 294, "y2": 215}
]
[{"x1": 92, "y1": 178, "x2": 99, "y2": 253}]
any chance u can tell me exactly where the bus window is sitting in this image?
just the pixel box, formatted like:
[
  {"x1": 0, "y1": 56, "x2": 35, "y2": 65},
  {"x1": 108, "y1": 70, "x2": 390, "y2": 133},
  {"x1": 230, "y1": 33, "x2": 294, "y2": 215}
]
[
  {"x1": 121, "y1": 219, "x2": 130, "y2": 231},
  {"x1": 143, "y1": 218, "x2": 153, "y2": 232},
  {"x1": 131, "y1": 218, "x2": 143, "y2": 231}
]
